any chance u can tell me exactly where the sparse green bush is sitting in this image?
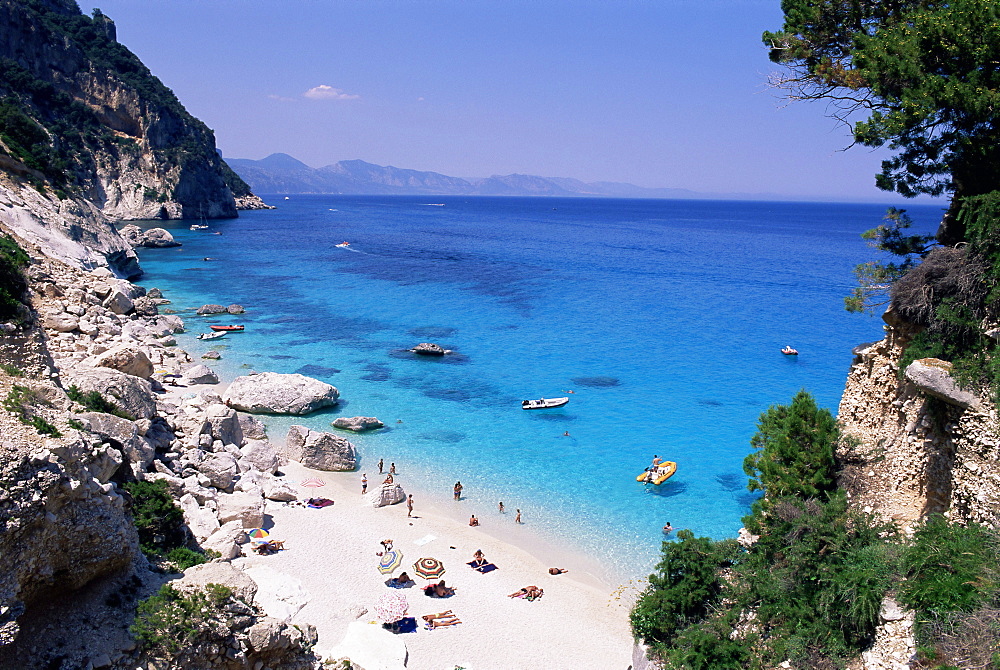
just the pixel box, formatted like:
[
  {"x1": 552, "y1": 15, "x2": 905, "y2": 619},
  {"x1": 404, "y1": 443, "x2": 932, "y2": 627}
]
[
  {"x1": 66, "y1": 384, "x2": 133, "y2": 420},
  {"x1": 0, "y1": 236, "x2": 29, "y2": 322},
  {"x1": 166, "y1": 547, "x2": 207, "y2": 572},
  {"x1": 0, "y1": 363, "x2": 23, "y2": 377},
  {"x1": 123, "y1": 479, "x2": 186, "y2": 556},
  {"x1": 29, "y1": 415, "x2": 61, "y2": 437},
  {"x1": 899, "y1": 515, "x2": 999, "y2": 614},
  {"x1": 131, "y1": 583, "x2": 233, "y2": 655}
]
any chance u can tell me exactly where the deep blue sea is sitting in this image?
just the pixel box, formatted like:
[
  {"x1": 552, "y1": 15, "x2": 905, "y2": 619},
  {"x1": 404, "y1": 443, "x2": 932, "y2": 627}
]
[{"x1": 131, "y1": 196, "x2": 943, "y2": 582}]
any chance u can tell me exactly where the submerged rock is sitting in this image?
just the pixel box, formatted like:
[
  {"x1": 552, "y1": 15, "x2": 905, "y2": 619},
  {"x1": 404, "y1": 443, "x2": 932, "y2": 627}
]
[
  {"x1": 331, "y1": 416, "x2": 384, "y2": 432},
  {"x1": 410, "y1": 342, "x2": 447, "y2": 356}
]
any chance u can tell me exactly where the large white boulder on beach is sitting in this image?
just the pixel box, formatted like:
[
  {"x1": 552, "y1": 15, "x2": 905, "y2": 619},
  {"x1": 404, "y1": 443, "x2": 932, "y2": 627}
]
[
  {"x1": 182, "y1": 364, "x2": 219, "y2": 385},
  {"x1": 322, "y1": 620, "x2": 407, "y2": 670},
  {"x1": 223, "y1": 372, "x2": 339, "y2": 415},
  {"x1": 201, "y1": 520, "x2": 247, "y2": 560},
  {"x1": 176, "y1": 561, "x2": 257, "y2": 604},
  {"x1": 240, "y1": 439, "x2": 280, "y2": 474},
  {"x1": 368, "y1": 482, "x2": 406, "y2": 508},
  {"x1": 93, "y1": 344, "x2": 154, "y2": 379},
  {"x1": 284, "y1": 425, "x2": 357, "y2": 471},
  {"x1": 179, "y1": 493, "x2": 220, "y2": 542},
  {"x1": 216, "y1": 491, "x2": 265, "y2": 528},
  {"x1": 262, "y1": 477, "x2": 298, "y2": 502}
]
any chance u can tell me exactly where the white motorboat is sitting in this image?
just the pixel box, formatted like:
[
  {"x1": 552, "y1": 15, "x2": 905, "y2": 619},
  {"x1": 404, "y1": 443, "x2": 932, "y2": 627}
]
[{"x1": 521, "y1": 397, "x2": 569, "y2": 410}]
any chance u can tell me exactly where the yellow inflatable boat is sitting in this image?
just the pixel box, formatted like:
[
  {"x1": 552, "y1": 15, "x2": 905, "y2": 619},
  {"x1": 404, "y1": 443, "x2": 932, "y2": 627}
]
[{"x1": 636, "y1": 461, "x2": 677, "y2": 485}]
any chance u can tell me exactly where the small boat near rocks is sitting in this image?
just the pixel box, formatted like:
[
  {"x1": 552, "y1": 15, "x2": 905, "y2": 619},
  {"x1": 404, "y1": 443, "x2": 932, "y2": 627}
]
[
  {"x1": 197, "y1": 331, "x2": 226, "y2": 340},
  {"x1": 190, "y1": 224, "x2": 208, "y2": 230},
  {"x1": 209, "y1": 325, "x2": 244, "y2": 332},
  {"x1": 521, "y1": 397, "x2": 569, "y2": 410}
]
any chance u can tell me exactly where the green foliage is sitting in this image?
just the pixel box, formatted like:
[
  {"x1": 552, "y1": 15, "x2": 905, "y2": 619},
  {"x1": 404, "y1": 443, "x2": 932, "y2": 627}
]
[
  {"x1": 743, "y1": 390, "x2": 839, "y2": 504},
  {"x1": 0, "y1": 236, "x2": 29, "y2": 322},
  {"x1": 131, "y1": 583, "x2": 233, "y2": 655},
  {"x1": 0, "y1": 363, "x2": 24, "y2": 377},
  {"x1": 630, "y1": 530, "x2": 740, "y2": 648},
  {"x1": 765, "y1": 0, "x2": 1000, "y2": 208},
  {"x1": 66, "y1": 384, "x2": 134, "y2": 420},
  {"x1": 899, "y1": 515, "x2": 999, "y2": 614},
  {"x1": 123, "y1": 479, "x2": 186, "y2": 555},
  {"x1": 661, "y1": 618, "x2": 750, "y2": 670},
  {"x1": 29, "y1": 415, "x2": 61, "y2": 437},
  {"x1": 67, "y1": 417, "x2": 85, "y2": 430},
  {"x1": 166, "y1": 546, "x2": 208, "y2": 572},
  {"x1": 846, "y1": 208, "x2": 936, "y2": 314}
]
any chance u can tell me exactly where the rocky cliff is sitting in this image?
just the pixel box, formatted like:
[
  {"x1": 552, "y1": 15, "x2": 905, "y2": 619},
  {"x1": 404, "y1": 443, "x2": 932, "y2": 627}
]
[
  {"x1": 837, "y1": 310, "x2": 1000, "y2": 532},
  {"x1": 0, "y1": 0, "x2": 269, "y2": 276}
]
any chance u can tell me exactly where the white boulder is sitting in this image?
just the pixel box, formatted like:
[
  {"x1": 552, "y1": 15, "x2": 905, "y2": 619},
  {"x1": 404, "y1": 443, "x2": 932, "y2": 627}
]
[
  {"x1": 223, "y1": 372, "x2": 339, "y2": 415},
  {"x1": 283, "y1": 425, "x2": 357, "y2": 471}
]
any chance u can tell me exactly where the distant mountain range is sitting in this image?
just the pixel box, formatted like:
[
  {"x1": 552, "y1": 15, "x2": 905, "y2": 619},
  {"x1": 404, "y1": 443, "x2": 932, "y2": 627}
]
[{"x1": 225, "y1": 153, "x2": 703, "y2": 199}]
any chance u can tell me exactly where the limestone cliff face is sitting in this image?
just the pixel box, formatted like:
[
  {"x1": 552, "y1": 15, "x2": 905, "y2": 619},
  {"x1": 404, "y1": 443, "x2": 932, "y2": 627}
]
[
  {"x1": 837, "y1": 311, "x2": 1000, "y2": 530},
  {"x1": 0, "y1": 0, "x2": 241, "y2": 221}
]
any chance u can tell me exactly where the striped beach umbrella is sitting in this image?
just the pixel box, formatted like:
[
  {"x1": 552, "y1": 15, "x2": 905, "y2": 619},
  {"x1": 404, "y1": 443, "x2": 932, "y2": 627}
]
[
  {"x1": 372, "y1": 592, "x2": 409, "y2": 623},
  {"x1": 413, "y1": 557, "x2": 445, "y2": 579},
  {"x1": 247, "y1": 528, "x2": 269, "y2": 540},
  {"x1": 300, "y1": 478, "x2": 325, "y2": 487},
  {"x1": 378, "y1": 549, "x2": 403, "y2": 574}
]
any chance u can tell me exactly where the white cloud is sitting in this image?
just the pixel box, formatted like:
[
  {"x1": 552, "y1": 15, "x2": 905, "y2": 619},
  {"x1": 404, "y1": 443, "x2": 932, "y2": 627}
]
[
  {"x1": 303, "y1": 85, "x2": 360, "y2": 101},
  {"x1": 267, "y1": 94, "x2": 295, "y2": 102}
]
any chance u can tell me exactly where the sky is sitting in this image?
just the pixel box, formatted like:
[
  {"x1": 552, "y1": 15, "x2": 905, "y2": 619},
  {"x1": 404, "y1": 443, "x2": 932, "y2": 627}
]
[{"x1": 76, "y1": 0, "x2": 940, "y2": 202}]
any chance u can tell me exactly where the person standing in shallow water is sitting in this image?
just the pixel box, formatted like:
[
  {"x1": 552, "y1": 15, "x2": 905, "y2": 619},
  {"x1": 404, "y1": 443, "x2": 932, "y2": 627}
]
[
  {"x1": 390, "y1": 462, "x2": 397, "y2": 475},
  {"x1": 498, "y1": 501, "x2": 505, "y2": 514},
  {"x1": 361, "y1": 474, "x2": 367, "y2": 495},
  {"x1": 454, "y1": 482, "x2": 463, "y2": 500},
  {"x1": 407, "y1": 494, "x2": 414, "y2": 517},
  {"x1": 515, "y1": 509, "x2": 522, "y2": 524},
  {"x1": 378, "y1": 459, "x2": 384, "y2": 474}
]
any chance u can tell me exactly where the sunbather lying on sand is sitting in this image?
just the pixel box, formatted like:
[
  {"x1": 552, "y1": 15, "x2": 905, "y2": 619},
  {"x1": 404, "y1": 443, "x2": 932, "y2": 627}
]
[
  {"x1": 508, "y1": 585, "x2": 544, "y2": 600},
  {"x1": 423, "y1": 580, "x2": 455, "y2": 597},
  {"x1": 422, "y1": 610, "x2": 462, "y2": 628}
]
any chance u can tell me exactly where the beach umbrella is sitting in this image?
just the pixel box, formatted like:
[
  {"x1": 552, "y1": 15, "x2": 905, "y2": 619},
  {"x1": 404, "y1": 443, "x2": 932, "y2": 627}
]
[
  {"x1": 247, "y1": 528, "x2": 269, "y2": 540},
  {"x1": 372, "y1": 591, "x2": 409, "y2": 623},
  {"x1": 378, "y1": 549, "x2": 403, "y2": 574},
  {"x1": 300, "y1": 478, "x2": 325, "y2": 487},
  {"x1": 413, "y1": 557, "x2": 445, "y2": 580}
]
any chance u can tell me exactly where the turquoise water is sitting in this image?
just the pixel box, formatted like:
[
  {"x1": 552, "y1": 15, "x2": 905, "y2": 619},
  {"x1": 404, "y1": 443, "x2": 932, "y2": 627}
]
[{"x1": 132, "y1": 196, "x2": 943, "y2": 581}]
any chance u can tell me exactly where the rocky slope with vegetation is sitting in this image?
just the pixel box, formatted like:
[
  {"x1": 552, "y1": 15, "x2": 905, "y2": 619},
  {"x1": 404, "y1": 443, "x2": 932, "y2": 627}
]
[
  {"x1": 0, "y1": 0, "x2": 268, "y2": 277},
  {"x1": 631, "y1": 1, "x2": 1000, "y2": 668}
]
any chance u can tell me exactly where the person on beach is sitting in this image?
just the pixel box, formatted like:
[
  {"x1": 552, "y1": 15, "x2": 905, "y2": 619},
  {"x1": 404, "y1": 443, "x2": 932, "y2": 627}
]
[
  {"x1": 362, "y1": 474, "x2": 367, "y2": 495},
  {"x1": 469, "y1": 514, "x2": 479, "y2": 527},
  {"x1": 454, "y1": 482, "x2": 463, "y2": 501},
  {"x1": 390, "y1": 571, "x2": 411, "y2": 587},
  {"x1": 407, "y1": 494, "x2": 414, "y2": 517},
  {"x1": 548, "y1": 567, "x2": 569, "y2": 575},
  {"x1": 384, "y1": 473, "x2": 394, "y2": 485},
  {"x1": 424, "y1": 580, "x2": 454, "y2": 597},
  {"x1": 472, "y1": 549, "x2": 487, "y2": 567},
  {"x1": 508, "y1": 585, "x2": 543, "y2": 600},
  {"x1": 378, "y1": 459, "x2": 384, "y2": 474},
  {"x1": 380, "y1": 539, "x2": 393, "y2": 554},
  {"x1": 515, "y1": 509, "x2": 522, "y2": 524},
  {"x1": 498, "y1": 501, "x2": 505, "y2": 514},
  {"x1": 390, "y1": 462, "x2": 397, "y2": 475},
  {"x1": 662, "y1": 522, "x2": 674, "y2": 533}
]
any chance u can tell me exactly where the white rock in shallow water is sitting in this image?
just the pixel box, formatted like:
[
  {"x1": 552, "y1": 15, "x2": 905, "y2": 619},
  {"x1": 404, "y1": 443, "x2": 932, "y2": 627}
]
[
  {"x1": 224, "y1": 372, "x2": 339, "y2": 415},
  {"x1": 332, "y1": 416, "x2": 384, "y2": 432},
  {"x1": 183, "y1": 364, "x2": 219, "y2": 385},
  {"x1": 367, "y1": 482, "x2": 406, "y2": 507}
]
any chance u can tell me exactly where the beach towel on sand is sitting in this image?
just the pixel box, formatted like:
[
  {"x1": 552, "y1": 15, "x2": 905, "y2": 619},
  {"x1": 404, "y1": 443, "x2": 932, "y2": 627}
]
[
  {"x1": 307, "y1": 498, "x2": 334, "y2": 508},
  {"x1": 467, "y1": 561, "x2": 498, "y2": 573}
]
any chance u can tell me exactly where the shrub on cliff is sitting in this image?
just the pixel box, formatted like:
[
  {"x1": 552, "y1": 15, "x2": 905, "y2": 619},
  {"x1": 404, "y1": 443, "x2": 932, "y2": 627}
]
[
  {"x1": 131, "y1": 583, "x2": 233, "y2": 655},
  {"x1": 123, "y1": 479, "x2": 187, "y2": 556},
  {"x1": 630, "y1": 530, "x2": 740, "y2": 651},
  {"x1": 0, "y1": 235, "x2": 29, "y2": 322},
  {"x1": 67, "y1": 384, "x2": 134, "y2": 420},
  {"x1": 743, "y1": 390, "x2": 839, "y2": 505}
]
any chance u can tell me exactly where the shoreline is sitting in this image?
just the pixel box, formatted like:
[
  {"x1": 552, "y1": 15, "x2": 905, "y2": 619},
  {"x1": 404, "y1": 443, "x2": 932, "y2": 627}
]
[{"x1": 157, "y1": 329, "x2": 640, "y2": 668}]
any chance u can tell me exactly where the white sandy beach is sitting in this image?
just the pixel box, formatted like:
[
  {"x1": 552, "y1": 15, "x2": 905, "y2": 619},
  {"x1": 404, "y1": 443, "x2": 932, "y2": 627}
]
[{"x1": 229, "y1": 459, "x2": 637, "y2": 670}]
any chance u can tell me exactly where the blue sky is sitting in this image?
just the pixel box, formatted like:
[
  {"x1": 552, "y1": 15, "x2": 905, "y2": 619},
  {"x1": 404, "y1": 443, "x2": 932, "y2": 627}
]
[{"x1": 77, "y1": 0, "x2": 936, "y2": 202}]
